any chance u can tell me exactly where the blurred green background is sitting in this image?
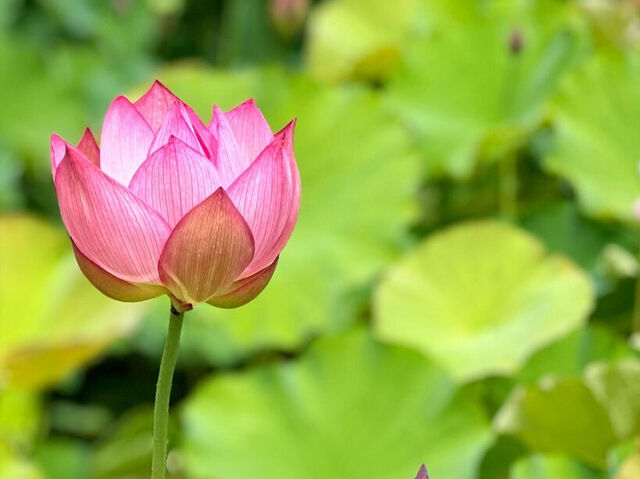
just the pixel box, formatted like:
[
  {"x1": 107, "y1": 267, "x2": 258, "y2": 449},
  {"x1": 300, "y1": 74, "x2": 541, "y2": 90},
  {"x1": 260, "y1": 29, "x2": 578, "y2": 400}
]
[{"x1": 1, "y1": 0, "x2": 640, "y2": 478}]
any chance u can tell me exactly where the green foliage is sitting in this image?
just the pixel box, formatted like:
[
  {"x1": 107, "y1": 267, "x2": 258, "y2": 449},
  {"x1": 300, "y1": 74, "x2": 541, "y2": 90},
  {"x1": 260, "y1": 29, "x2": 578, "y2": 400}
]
[
  {"x1": 305, "y1": 0, "x2": 417, "y2": 83},
  {"x1": 496, "y1": 357, "x2": 640, "y2": 470},
  {"x1": 0, "y1": 444, "x2": 43, "y2": 479},
  {"x1": 0, "y1": 215, "x2": 144, "y2": 388},
  {"x1": 495, "y1": 378, "x2": 616, "y2": 468},
  {"x1": 180, "y1": 329, "x2": 493, "y2": 479},
  {"x1": 543, "y1": 53, "x2": 640, "y2": 221},
  {"x1": 510, "y1": 454, "x2": 605, "y2": 479},
  {"x1": 387, "y1": 0, "x2": 584, "y2": 177},
  {"x1": 374, "y1": 220, "x2": 594, "y2": 381}
]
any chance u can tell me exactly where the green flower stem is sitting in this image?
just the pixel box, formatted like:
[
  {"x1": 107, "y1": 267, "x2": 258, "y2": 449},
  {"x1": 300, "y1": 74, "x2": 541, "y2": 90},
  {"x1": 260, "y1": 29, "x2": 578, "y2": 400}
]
[{"x1": 151, "y1": 306, "x2": 185, "y2": 479}]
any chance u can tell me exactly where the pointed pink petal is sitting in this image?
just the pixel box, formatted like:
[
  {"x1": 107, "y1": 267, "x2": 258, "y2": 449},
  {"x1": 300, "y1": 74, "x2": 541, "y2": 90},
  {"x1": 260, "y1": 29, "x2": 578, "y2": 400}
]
[
  {"x1": 134, "y1": 80, "x2": 179, "y2": 131},
  {"x1": 72, "y1": 240, "x2": 165, "y2": 302},
  {"x1": 51, "y1": 131, "x2": 99, "y2": 179},
  {"x1": 158, "y1": 188, "x2": 255, "y2": 305},
  {"x1": 148, "y1": 101, "x2": 203, "y2": 156},
  {"x1": 228, "y1": 120, "x2": 300, "y2": 276},
  {"x1": 100, "y1": 96, "x2": 155, "y2": 185},
  {"x1": 207, "y1": 257, "x2": 278, "y2": 308},
  {"x1": 209, "y1": 106, "x2": 244, "y2": 187},
  {"x1": 77, "y1": 128, "x2": 100, "y2": 167},
  {"x1": 51, "y1": 134, "x2": 67, "y2": 177},
  {"x1": 55, "y1": 149, "x2": 171, "y2": 283},
  {"x1": 224, "y1": 99, "x2": 273, "y2": 167},
  {"x1": 129, "y1": 137, "x2": 221, "y2": 227},
  {"x1": 415, "y1": 465, "x2": 429, "y2": 479}
]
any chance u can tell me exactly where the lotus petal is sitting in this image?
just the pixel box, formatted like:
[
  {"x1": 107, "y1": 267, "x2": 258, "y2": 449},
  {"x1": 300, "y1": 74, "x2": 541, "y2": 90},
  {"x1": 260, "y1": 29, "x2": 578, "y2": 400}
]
[
  {"x1": 158, "y1": 188, "x2": 255, "y2": 304},
  {"x1": 55, "y1": 148, "x2": 171, "y2": 283}
]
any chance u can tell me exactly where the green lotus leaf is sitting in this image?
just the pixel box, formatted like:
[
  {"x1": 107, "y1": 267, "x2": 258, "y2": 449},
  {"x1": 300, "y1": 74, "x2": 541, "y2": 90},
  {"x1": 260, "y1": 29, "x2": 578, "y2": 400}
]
[
  {"x1": 584, "y1": 359, "x2": 640, "y2": 439},
  {"x1": 387, "y1": 0, "x2": 583, "y2": 177},
  {"x1": 305, "y1": 0, "x2": 417, "y2": 83},
  {"x1": 180, "y1": 329, "x2": 493, "y2": 479},
  {"x1": 543, "y1": 53, "x2": 640, "y2": 221},
  {"x1": 0, "y1": 215, "x2": 144, "y2": 389},
  {"x1": 373, "y1": 220, "x2": 594, "y2": 382},
  {"x1": 494, "y1": 378, "x2": 616, "y2": 468},
  {"x1": 511, "y1": 454, "x2": 605, "y2": 479},
  {"x1": 135, "y1": 66, "x2": 417, "y2": 365},
  {"x1": 516, "y1": 326, "x2": 634, "y2": 385}
]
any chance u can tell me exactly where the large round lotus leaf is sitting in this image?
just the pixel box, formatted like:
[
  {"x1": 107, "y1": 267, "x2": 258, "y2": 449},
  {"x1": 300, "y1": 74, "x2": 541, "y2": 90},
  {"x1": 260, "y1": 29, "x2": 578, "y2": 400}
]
[
  {"x1": 136, "y1": 66, "x2": 417, "y2": 365},
  {"x1": 0, "y1": 215, "x2": 144, "y2": 389},
  {"x1": 543, "y1": 54, "x2": 640, "y2": 221},
  {"x1": 387, "y1": 0, "x2": 583, "y2": 177},
  {"x1": 305, "y1": 0, "x2": 417, "y2": 83},
  {"x1": 511, "y1": 454, "x2": 605, "y2": 479},
  {"x1": 373, "y1": 221, "x2": 594, "y2": 382},
  {"x1": 180, "y1": 329, "x2": 493, "y2": 479},
  {"x1": 494, "y1": 378, "x2": 616, "y2": 468}
]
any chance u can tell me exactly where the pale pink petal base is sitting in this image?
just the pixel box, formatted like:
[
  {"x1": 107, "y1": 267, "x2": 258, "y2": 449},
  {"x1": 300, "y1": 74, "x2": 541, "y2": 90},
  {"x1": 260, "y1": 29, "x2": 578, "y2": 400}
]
[
  {"x1": 158, "y1": 188, "x2": 255, "y2": 305},
  {"x1": 207, "y1": 257, "x2": 278, "y2": 308},
  {"x1": 72, "y1": 241, "x2": 165, "y2": 302}
]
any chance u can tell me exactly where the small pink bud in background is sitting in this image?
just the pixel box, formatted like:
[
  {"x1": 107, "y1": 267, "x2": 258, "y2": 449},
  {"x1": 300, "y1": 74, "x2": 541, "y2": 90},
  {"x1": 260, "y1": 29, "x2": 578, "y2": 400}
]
[
  {"x1": 509, "y1": 29, "x2": 524, "y2": 55},
  {"x1": 269, "y1": 0, "x2": 310, "y2": 39},
  {"x1": 415, "y1": 464, "x2": 429, "y2": 479},
  {"x1": 51, "y1": 81, "x2": 300, "y2": 312}
]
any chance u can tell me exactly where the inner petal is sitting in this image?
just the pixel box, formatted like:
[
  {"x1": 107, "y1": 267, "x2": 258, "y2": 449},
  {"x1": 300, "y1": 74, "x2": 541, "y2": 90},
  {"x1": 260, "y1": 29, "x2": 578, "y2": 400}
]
[{"x1": 129, "y1": 136, "x2": 221, "y2": 228}]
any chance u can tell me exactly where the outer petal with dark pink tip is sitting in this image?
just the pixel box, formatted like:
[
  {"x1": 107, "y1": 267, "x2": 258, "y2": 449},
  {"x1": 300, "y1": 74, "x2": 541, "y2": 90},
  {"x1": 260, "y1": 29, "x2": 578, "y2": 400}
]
[
  {"x1": 55, "y1": 148, "x2": 171, "y2": 283},
  {"x1": 51, "y1": 128, "x2": 100, "y2": 178},
  {"x1": 208, "y1": 257, "x2": 278, "y2": 308},
  {"x1": 228, "y1": 120, "x2": 300, "y2": 277},
  {"x1": 72, "y1": 241, "x2": 165, "y2": 302},
  {"x1": 129, "y1": 137, "x2": 221, "y2": 227},
  {"x1": 77, "y1": 128, "x2": 100, "y2": 166},
  {"x1": 100, "y1": 96, "x2": 154, "y2": 185},
  {"x1": 224, "y1": 99, "x2": 273, "y2": 167},
  {"x1": 158, "y1": 188, "x2": 255, "y2": 305}
]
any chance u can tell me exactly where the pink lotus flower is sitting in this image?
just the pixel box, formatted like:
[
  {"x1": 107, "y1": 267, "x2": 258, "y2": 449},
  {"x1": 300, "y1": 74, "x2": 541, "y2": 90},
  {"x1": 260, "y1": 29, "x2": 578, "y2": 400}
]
[{"x1": 51, "y1": 81, "x2": 300, "y2": 311}]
